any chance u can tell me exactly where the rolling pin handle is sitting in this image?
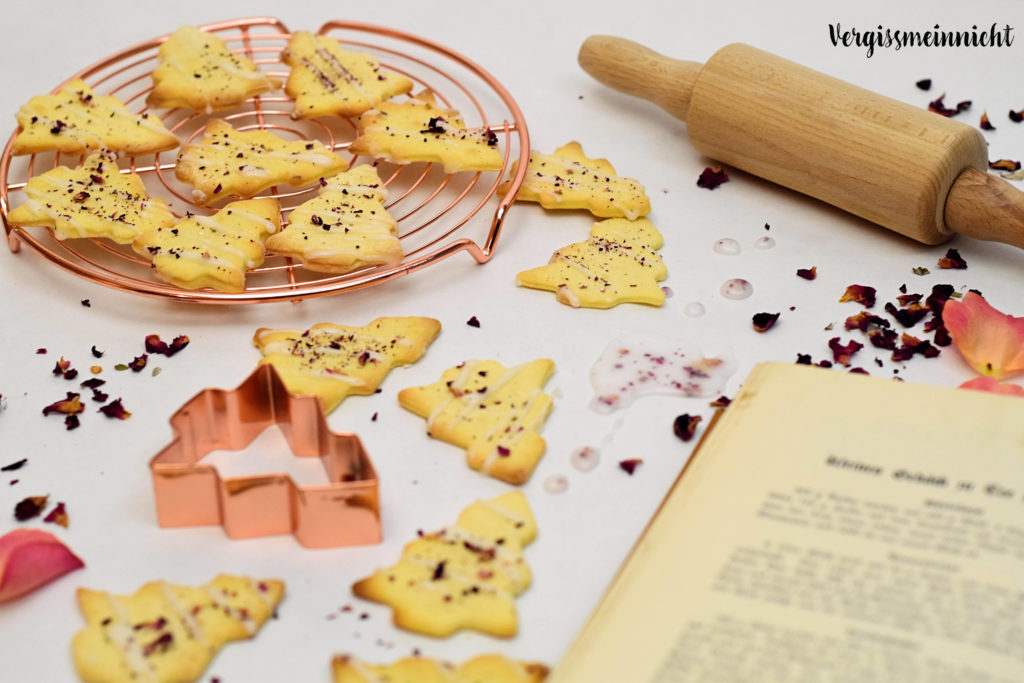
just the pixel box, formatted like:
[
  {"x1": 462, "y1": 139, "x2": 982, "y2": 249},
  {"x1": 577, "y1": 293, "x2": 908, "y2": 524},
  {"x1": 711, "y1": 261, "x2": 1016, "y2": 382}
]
[
  {"x1": 578, "y1": 35, "x2": 703, "y2": 122},
  {"x1": 945, "y1": 168, "x2": 1024, "y2": 251}
]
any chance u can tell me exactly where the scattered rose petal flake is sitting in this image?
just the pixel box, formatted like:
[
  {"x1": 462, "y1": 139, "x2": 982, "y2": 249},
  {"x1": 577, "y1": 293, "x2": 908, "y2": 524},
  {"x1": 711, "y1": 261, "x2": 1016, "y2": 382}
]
[
  {"x1": 1, "y1": 459, "x2": 26, "y2": 472},
  {"x1": 168, "y1": 335, "x2": 190, "y2": 356},
  {"x1": 619, "y1": 458, "x2": 643, "y2": 475},
  {"x1": 128, "y1": 354, "x2": 148, "y2": 372},
  {"x1": 752, "y1": 312, "x2": 780, "y2": 333},
  {"x1": 796, "y1": 267, "x2": 817, "y2": 280},
  {"x1": 14, "y1": 495, "x2": 48, "y2": 521},
  {"x1": 958, "y1": 376, "x2": 1024, "y2": 397},
  {"x1": 943, "y1": 292, "x2": 1024, "y2": 379},
  {"x1": 80, "y1": 378, "x2": 105, "y2": 390},
  {"x1": 980, "y1": 112, "x2": 996, "y2": 131},
  {"x1": 892, "y1": 333, "x2": 940, "y2": 361},
  {"x1": 42, "y1": 392, "x2": 84, "y2": 416},
  {"x1": 915, "y1": 78, "x2": 932, "y2": 91},
  {"x1": 839, "y1": 284, "x2": 877, "y2": 308},
  {"x1": 52, "y1": 358, "x2": 77, "y2": 380},
  {"x1": 912, "y1": 267, "x2": 930, "y2": 276},
  {"x1": 43, "y1": 502, "x2": 68, "y2": 528},
  {"x1": 91, "y1": 389, "x2": 108, "y2": 403},
  {"x1": 926, "y1": 284, "x2": 956, "y2": 314},
  {"x1": 709, "y1": 395, "x2": 731, "y2": 408},
  {"x1": 845, "y1": 311, "x2": 890, "y2": 332},
  {"x1": 0, "y1": 528, "x2": 84, "y2": 603},
  {"x1": 937, "y1": 248, "x2": 967, "y2": 270},
  {"x1": 828, "y1": 337, "x2": 863, "y2": 366},
  {"x1": 80, "y1": 299, "x2": 90, "y2": 308},
  {"x1": 144, "y1": 334, "x2": 169, "y2": 355},
  {"x1": 91, "y1": 346, "x2": 103, "y2": 358},
  {"x1": 672, "y1": 413, "x2": 703, "y2": 442},
  {"x1": 466, "y1": 316, "x2": 480, "y2": 328},
  {"x1": 35, "y1": 348, "x2": 47, "y2": 355},
  {"x1": 989, "y1": 159, "x2": 1022, "y2": 172},
  {"x1": 1010, "y1": 109, "x2": 1024, "y2": 123},
  {"x1": 927, "y1": 94, "x2": 970, "y2": 117},
  {"x1": 697, "y1": 166, "x2": 729, "y2": 190},
  {"x1": 98, "y1": 398, "x2": 131, "y2": 420},
  {"x1": 867, "y1": 328, "x2": 899, "y2": 350},
  {"x1": 885, "y1": 302, "x2": 929, "y2": 328},
  {"x1": 795, "y1": 353, "x2": 812, "y2": 365},
  {"x1": 64, "y1": 415, "x2": 80, "y2": 430}
]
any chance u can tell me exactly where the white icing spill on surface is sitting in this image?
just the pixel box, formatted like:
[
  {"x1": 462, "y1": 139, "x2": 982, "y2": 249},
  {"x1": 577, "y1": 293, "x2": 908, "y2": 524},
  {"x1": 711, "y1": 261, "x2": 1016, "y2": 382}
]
[
  {"x1": 589, "y1": 334, "x2": 736, "y2": 413},
  {"x1": 684, "y1": 301, "x2": 706, "y2": 317},
  {"x1": 570, "y1": 446, "x2": 600, "y2": 472},
  {"x1": 543, "y1": 474, "x2": 569, "y2": 494},
  {"x1": 754, "y1": 236, "x2": 776, "y2": 249},
  {"x1": 720, "y1": 278, "x2": 753, "y2": 299},
  {"x1": 713, "y1": 238, "x2": 741, "y2": 255}
]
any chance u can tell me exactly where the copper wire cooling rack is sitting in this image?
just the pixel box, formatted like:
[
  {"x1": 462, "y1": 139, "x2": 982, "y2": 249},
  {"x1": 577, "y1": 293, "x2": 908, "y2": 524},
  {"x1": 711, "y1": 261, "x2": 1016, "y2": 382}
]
[{"x1": 0, "y1": 17, "x2": 530, "y2": 304}]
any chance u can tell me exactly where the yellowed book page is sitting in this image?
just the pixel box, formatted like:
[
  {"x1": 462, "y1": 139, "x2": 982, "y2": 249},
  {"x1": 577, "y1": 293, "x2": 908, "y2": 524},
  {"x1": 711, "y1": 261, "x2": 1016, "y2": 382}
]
[{"x1": 551, "y1": 362, "x2": 1024, "y2": 683}]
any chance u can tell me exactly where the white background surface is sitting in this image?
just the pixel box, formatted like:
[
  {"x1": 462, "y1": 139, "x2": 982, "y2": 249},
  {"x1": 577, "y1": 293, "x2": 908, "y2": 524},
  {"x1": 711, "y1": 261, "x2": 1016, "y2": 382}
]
[{"x1": 1, "y1": 0, "x2": 1022, "y2": 681}]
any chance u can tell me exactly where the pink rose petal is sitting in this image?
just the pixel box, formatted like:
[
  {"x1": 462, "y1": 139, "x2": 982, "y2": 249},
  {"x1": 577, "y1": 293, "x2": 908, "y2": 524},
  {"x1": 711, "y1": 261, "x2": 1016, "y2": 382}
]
[
  {"x1": 0, "y1": 528, "x2": 84, "y2": 603},
  {"x1": 958, "y1": 376, "x2": 1024, "y2": 397},
  {"x1": 943, "y1": 292, "x2": 1024, "y2": 380}
]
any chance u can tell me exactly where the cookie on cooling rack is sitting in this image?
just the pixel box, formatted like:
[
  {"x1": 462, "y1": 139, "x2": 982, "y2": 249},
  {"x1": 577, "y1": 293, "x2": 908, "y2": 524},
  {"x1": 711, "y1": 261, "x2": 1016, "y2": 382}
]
[
  {"x1": 73, "y1": 574, "x2": 284, "y2": 683},
  {"x1": 398, "y1": 358, "x2": 555, "y2": 485},
  {"x1": 253, "y1": 317, "x2": 441, "y2": 414},
  {"x1": 133, "y1": 197, "x2": 281, "y2": 292},
  {"x1": 174, "y1": 118, "x2": 348, "y2": 205},
  {"x1": 332, "y1": 653, "x2": 549, "y2": 683},
  {"x1": 352, "y1": 491, "x2": 536, "y2": 638},
  {"x1": 11, "y1": 79, "x2": 178, "y2": 157},
  {"x1": 282, "y1": 31, "x2": 413, "y2": 119},
  {"x1": 264, "y1": 164, "x2": 401, "y2": 274},
  {"x1": 497, "y1": 142, "x2": 650, "y2": 219},
  {"x1": 516, "y1": 217, "x2": 666, "y2": 308},
  {"x1": 6, "y1": 152, "x2": 175, "y2": 244},
  {"x1": 147, "y1": 25, "x2": 281, "y2": 113},
  {"x1": 349, "y1": 90, "x2": 504, "y2": 173}
]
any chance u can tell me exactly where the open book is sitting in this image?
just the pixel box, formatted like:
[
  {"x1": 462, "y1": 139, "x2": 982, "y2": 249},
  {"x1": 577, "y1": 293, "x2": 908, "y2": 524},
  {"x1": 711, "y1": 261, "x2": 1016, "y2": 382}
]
[{"x1": 551, "y1": 362, "x2": 1024, "y2": 682}]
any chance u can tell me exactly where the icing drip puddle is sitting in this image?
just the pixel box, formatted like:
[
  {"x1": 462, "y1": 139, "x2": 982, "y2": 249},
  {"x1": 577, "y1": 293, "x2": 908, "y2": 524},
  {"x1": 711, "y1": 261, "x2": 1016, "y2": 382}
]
[{"x1": 589, "y1": 334, "x2": 736, "y2": 413}]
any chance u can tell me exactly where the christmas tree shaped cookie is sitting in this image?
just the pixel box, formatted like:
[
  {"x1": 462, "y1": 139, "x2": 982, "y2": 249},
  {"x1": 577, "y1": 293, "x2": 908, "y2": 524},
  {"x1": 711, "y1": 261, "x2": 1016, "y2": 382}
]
[
  {"x1": 147, "y1": 25, "x2": 281, "y2": 112},
  {"x1": 133, "y1": 197, "x2": 281, "y2": 292},
  {"x1": 353, "y1": 491, "x2": 536, "y2": 638},
  {"x1": 264, "y1": 165, "x2": 402, "y2": 274},
  {"x1": 332, "y1": 653, "x2": 549, "y2": 682},
  {"x1": 498, "y1": 142, "x2": 650, "y2": 219},
  {"x1": 282, "y1": 31, "x2": 413, "y2": 119},
  {"x1": 12, "y1": 79, "x2": 179, "y2": 156},
  {"x1": 516, "y1": 217, "x2": 666, "y2": 309},
  {"x1": 72, "y1": 574, "x2": 284, "y2": 683},
  {"x1": 398, "y1": 358, "x2": 555, "y2": 485},
  {"x1": 6, "y1": 152, "x2": 175, "y2": 244},
  {"x1": 175, "y1": 119, "x2": 349, "y2": 205},
  {"x1": 349, "y1": 90, "x2": 503, "y2": 173},
  {"x1": 253, "y1": 317, "x2": 441, "y2": 414}
]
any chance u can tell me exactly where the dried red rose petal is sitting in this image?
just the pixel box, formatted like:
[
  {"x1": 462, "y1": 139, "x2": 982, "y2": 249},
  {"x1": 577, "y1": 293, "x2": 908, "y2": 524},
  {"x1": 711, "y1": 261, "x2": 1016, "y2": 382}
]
[
  {"x1": 1011, "y1": 109, "x2": 1024, "y2": 123},
  {"x1": 697, "y1": 166, "x2": 729, "y2": 190},
  {"x1": 839, "y1": 284, "x2": 876, "y2": 308},
  {"x1": 937, "y1": 248, "x2": 967, "y2": 269},
  {"x1": 926, "y1": 284, "x2": 956, "y2": 314},
  {"x1": 848, "y1": 367, "x2": 869, "y2": 375},
  {"x1": 709, "y1": 395, "x2": 732, "y2": 408},
  {"x1": 52, "y1": 357, "x2": 77, "y2": 380},
  {"x1": 466, "y1": 316, "x2": 481, "y2": 328},
  {"x1": 128, "y1": 354, "x2": 148, "y2": 372},
  {"x1": 98, "y1": 399, "x2": 131, "y2": 420},
  {"x1": 796, "y1": 267, "x2": 817, "y2": 280},
  {"x1": 0, "y1": 528, "x2": 84, "y2": 603},
  {"x1": 828, "y1": 337, "x2": 863, "y2": 366},
  {"x1": 91, "y1": 389, "x2": 109, "y2": 403},
  {"x1": 989, "y1": 159, "x2": 1022, "y2": 172},
  {"x1": 1, "y1": 459, "x2": 26, "y2": 472},
  {"x1": 845, "y1": 311, "x2": 890, "y2": 332},
  {"x1": 867, "y1": 328, "x2": 899, "y2": 350},
  {"x1": 618, "y1": 458, "x2": 643, "y2": 475},
  {"x1": 35, "y1": 348, "x2": 47, "y2": 355},
  {"x1": 915, "y1": 78, "x2": 931, "y2": 91},
  {"x1": 673, "y1": 414, "x2": 703, "y2": 442},
  {"x1": 892, "y1": 333, "x2": 940, "y2": 361},
  {"x1": 980, "y1": 112, "x2": 996, "y2": 131},
  {"x1": 14, "y1": 495, "x2": 48, "y2": 521},
  {"x1": 42, "y1": 393, "x2": 84, "y2": 416},
  {"x1": 64, "y1": 415, "x2": 80, "y2": 431},
  {"x1": 43, "y1": 502, "x2": 68, "y2": 528},
  {"x1": 80, "y1": 378, "x2": 105, "y2": 390},
  {"x1": 91, "y1": 346, "x2": 104, "y2": 358},
  {"x1": 145, "y1": 334, "x2": 190, "y2": 357},
  {"x1": 885, "y1": 302, "x2": 929, "y2": 328},
  {"x1": 752, "y1": 312, "x2": 780, "y2": 333},
  {"x1": 168, "y1": 335, "x2": 190, "y2": 356},
  {"x1": 795, "y1": 353, "x2": 812, "y2": 365},
  {"x1": 896, "y1": 293, "x2": 922, "y2": 306},
  {"x1": 928, "y1": 94, "x2": 970, "y2": 117}
]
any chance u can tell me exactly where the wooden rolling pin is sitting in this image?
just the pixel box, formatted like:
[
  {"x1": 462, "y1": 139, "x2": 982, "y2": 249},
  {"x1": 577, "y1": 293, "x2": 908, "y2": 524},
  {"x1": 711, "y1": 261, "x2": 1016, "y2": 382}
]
[{"x1": 579, "y1": 36, "x2": 1024, "y2": 249}]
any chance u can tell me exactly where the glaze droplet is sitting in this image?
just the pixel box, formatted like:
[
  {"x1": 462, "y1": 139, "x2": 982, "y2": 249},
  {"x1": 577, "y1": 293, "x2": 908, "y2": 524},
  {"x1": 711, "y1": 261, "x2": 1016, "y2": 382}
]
[
  {"x1": 713, "y1": 238, "x2": 741, "y2": 255},
  {"x1": 754, "y1": 236, "x2": 776, "y2": 249},
  {"x1": 543, "y1": 474, "x2": 569, "y2": 494},
  {"x1": 720, "y1": 278, "x2": 753, "y2": 300},
  {"x1": 661, "y1": 286, "x2": 674, "y2": 299},
  {"x1": 684, "y1": 301, "x2": 706, "y2": 317},
  {"x1": 570, "y1": 446, "x2": 601, "y2": 472}
]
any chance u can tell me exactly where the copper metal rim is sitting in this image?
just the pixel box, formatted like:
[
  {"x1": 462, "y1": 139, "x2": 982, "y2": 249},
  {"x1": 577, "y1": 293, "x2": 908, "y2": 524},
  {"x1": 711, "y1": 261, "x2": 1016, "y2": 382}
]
[{"x1": 0, "y1": 16, "x2": 530, "y2": 304}]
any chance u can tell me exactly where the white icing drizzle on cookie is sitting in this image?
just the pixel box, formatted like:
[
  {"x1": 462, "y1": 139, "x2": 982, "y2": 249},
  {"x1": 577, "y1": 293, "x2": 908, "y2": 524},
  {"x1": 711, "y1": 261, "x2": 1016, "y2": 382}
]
[
  {"x1": 160, "y1": 582, "x2": 210, "y2": 649},
  {"x1": 203, "y1": 586, "x2": 256, "y2": 636},
  {"x1": 105, "y1": 596, "x2": 158, "y2": 682}
]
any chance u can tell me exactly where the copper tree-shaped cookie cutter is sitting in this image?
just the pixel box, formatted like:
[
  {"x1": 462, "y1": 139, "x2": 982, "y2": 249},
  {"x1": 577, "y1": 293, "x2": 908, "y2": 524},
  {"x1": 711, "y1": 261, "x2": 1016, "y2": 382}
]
[{"x1": 149, "y1": 364, "x2": 380, "y2": 548}]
